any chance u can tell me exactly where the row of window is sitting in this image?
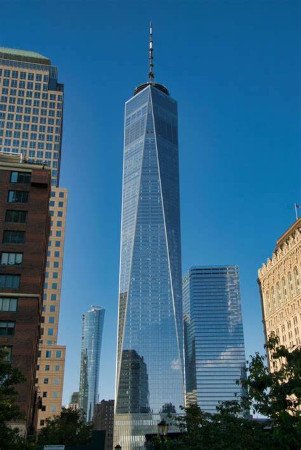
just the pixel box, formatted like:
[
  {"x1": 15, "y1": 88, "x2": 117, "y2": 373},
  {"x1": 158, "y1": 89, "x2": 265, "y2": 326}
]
[
  {"x1": 38, "y1": 365, "x2": 60, "y2": 372},
  {"x1": 1, "y1": 135, "x2": 60, "y2": 145},
  {"x1": 0, "y1": 69, "x2": 51, "y2": 82},
  {"x1": 38, "y1": 349, "x2": 62, "y2": 358},
  {"x1": 0, "y1": 103, "x2": 62, "y2": 116},
  {"x1": 0, "y1": 112, "x2": 61, "y2": 126}
]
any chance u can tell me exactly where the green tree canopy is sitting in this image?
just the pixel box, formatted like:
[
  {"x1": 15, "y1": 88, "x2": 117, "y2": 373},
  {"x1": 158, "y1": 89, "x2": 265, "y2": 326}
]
[
  {"x1": 37, "y1": 407, "x2": 92, "y2": 447},
  {"x1": 148, "y1": 336, "x2": 301, "y2": 450},
  {"x1": 0, "y1": 346, "x2": 28, "y2": 450}
]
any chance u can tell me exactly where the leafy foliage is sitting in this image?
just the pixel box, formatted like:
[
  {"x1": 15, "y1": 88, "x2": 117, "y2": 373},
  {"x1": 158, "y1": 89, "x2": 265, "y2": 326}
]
[
  {"x1": 0, "y1": 347, "x2": 28, "y2": 450},
  {"x1": 148, "y1": 337, "x2": 301, "y2": 450},
  {"x1": 37, "y1": 407, "x2": 93, "y2": 446}
]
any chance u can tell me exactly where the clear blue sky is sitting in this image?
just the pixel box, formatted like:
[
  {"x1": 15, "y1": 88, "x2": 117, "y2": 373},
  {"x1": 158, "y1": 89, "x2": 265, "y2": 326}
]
[{"x1": 2, "y1": 0, "x2": 300, "y2": 404}]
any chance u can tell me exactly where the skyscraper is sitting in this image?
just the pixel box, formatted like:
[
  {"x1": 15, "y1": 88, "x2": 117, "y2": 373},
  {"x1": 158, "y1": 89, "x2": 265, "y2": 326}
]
[
  {"x1": 258, "y1": 219, "x2": 301, "y2": 370},
  {"x1": 0, "y1": 48, "x2": 67, "y2": 427},
  {"x1": 79, "y1": 306, "x2": 105, "y2": 422},
  {"x1": 183, "y1": 266, "x2": 246, "y2": 413},
  {"x1": 114, "y1": 25, "x2": 184, "y2": 449}
]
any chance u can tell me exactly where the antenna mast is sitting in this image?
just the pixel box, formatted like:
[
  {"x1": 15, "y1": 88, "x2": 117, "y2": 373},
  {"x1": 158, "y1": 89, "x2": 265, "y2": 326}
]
[{"x1": 148, "y1": 22, "x2": 155, "y2": 83}]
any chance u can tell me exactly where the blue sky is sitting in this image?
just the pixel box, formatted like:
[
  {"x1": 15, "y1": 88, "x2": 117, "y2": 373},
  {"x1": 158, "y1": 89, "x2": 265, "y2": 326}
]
[{"x1": 1, "y1": 0, "x2": 301, "y2": 404}]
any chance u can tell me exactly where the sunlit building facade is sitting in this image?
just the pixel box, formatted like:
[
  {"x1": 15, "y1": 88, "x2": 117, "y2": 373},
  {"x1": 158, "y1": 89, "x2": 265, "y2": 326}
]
[
  {"x1": 258, "y1": 219, "x2": 301, "y2": 369},
  {"x1": 114, "y1": 65, "x2": 184, "y2": 447},
  {"x1": 183, "y1": 266, "x2": 246, "y2": 413},
  {"x1": 0, "y1": 47, "x2": 67, "y2": 427},
  {"x1": 79, "y1": 306, "x2": 105, "y2": 422}
]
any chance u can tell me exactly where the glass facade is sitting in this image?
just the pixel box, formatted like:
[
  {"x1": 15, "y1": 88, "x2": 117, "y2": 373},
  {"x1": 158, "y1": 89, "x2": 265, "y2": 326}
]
[
  {"x1": 114, "y1": 84, "x2": 184, "y2": 449},
  {"x1": 183, "y1": 266, "x2": 246, "y2": 413},
  {"x1": 79, "y1": 306, "x2": 105, "y2": 422}
]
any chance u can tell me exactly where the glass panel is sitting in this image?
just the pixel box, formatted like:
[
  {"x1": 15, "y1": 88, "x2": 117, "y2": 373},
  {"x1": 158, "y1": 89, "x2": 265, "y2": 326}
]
[{"x1": 115, "y1": 86, "x2": 183, "y2": 448}]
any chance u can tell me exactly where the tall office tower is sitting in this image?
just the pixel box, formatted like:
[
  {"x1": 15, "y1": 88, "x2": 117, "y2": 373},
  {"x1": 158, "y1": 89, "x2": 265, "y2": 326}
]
[
  {"x1": 183, "y1": 266, "x2": 246, "y2": 413},
  {"x1": 0, "y1": 48, "x2": 67, "y2": 428},
  {"x1": 93, "y1": 399, "x2": 114, "y2": 450},
  {"x1": 79, "y1": 306, "x2": 105, "y2": 422},
  {"x1": 258, "y1": 219, "x2": 301, "y2": 368},
  {"x1": 114, "y1": 26, "x2": 184, "y2": 449},
  {"x1": 0, "y1": 153, "x2": 51, "y2": 433}
]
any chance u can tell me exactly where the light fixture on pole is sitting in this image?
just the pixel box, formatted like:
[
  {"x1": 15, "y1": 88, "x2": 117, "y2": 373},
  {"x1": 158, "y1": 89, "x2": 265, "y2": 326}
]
[{"x1": 158, "y1": 419, "x2": 169, "y2": 436}]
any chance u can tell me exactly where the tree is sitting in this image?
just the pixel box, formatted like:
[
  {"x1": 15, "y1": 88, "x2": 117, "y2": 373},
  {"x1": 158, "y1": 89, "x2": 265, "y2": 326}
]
[
  {"x1": 37, "y1": 407, "x2": 93, "y2": 447},
  {"x1": 148, "y1": 336, "x2": 301, "y2": 450},
  {"x1": 0, "y1": 346, "x2": 28, "y2": 450}
]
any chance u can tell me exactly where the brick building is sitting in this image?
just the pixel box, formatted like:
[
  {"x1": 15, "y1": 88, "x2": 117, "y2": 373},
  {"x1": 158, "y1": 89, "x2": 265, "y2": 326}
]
[
  {"x1": 93, "y1": 400, "x2": 114, "y2": 450},
  {"x1": 0, "y1": 153, "x2": 51, "y2": 433}
]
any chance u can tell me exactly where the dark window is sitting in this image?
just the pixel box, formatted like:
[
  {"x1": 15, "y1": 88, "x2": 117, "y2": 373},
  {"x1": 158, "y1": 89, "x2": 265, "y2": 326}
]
[
  {"x1": 0, "y1": 321, "x2": 15, "y2": 336},
  {"x1": 1, "y1": 252, "x2": 23, "y2": 265},
  {"x1": 0, "y1": 298, "x2": 18, "y2": 311},
  {"x1": 42, "y1": 392, "x2": 47, "y2": 398},
  {"x1": 3, "y1": 231, "x2": 25, "y2": 244},
  {"x1": 5, "y1": 210, "x2": 27, "y2": 223},
  {"x1": 40, "y1": 420, "x2": 45, "y2": 426},
  {"x1": 0, "y1": 275, "x2": 20, "y2": 289},
  {"x1": 43, "y1": 378, "x2": 48, "y2": 384},
  {"x1": 8, "y1": 191, "x2": 28, "y2": 203},
  {"x1": 41, "y1": 406, "x2": 46, "y2": 411},
  {"x1": 10, "y1": 171, "x2": 31, "y2": 183}
]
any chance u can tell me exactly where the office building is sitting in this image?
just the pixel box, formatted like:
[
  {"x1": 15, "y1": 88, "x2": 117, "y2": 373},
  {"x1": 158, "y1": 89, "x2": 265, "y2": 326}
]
[
  {"x1": 114, "y1": 26, "x2": 184, "y2": 449},
  {"x1": 258, "y1": 219, "x2": 301, "y2": 368},
  {"x1": 0, "y1": 47, "x2": 67, "y2": 428},
  {"x1": 0, "y1": 153, "x2": 51, "y2": 433},
  {"x1": 79, "y1": 306, "x2": 105, "y2": 422},
  {"x1": 93, "y1": 399, "x2": 114, "y2": 450},
  {"x1": 183, "y1": 266, "x2": 246, "y2": 413}
]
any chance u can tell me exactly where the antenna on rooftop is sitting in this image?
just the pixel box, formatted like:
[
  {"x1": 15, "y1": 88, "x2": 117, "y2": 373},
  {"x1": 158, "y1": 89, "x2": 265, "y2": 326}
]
[{"x1": 148, "y1": 22, "x2": 155, "y2": 83}]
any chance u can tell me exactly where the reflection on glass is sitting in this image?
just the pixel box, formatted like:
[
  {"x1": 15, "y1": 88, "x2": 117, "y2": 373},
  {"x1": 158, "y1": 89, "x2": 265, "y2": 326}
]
[
  {"x1": 79, "y1": 306, "x2": 105, "y2": 422},
  {"x1": 183, "y1": 266, "x2": 246, "y2": 413},
  {"x1": 114, "y1": 84, "x2": 184, "y2": 449}
]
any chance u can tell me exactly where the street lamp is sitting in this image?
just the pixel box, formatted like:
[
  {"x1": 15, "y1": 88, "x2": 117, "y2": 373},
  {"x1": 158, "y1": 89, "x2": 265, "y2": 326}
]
[{"x1": 157, "y1": 419, "x2": 169, "y2": 436}]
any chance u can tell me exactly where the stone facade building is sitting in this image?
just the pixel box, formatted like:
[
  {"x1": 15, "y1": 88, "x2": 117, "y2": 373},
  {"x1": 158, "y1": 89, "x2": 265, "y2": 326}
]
[{"x1": 258, "y1": 219, "x2": 301, "y2": 368}]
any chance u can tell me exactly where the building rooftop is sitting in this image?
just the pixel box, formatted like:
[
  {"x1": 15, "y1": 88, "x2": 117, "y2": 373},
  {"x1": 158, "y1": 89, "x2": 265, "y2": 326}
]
[
  {"x1": 0, "y1": 47, "x2": 51, "y2": 65},
  {"x1": 276, "y1": 218, "x2": 301, "y2": 250}
]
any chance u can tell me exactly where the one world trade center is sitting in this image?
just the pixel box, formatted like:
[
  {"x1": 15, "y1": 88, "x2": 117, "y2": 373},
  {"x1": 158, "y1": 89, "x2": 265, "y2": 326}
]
[{"x1": 114, "y1": 25, "x2": 184, "y2": 449}]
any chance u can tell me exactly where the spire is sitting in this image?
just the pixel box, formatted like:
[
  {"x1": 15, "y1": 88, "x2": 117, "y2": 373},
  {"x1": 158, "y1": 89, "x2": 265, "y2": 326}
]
[{"x1": 148, "y1": 22, "x2": 154, "y2": 83}]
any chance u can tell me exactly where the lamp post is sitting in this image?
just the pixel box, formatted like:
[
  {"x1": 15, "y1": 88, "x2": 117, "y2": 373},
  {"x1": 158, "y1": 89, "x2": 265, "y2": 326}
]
[{"x1": 158, "y1": 419, "x2": 169, "y2": 437}]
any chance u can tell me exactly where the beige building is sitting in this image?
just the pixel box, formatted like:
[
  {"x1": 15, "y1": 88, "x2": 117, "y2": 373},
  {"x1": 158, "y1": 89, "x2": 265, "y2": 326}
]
[
  {"x1": 258, "y1": 219, "x2": 301, "y2": 367},
  {"x1": 0, "y1": 48, "x2": 67, "y2": 428}
]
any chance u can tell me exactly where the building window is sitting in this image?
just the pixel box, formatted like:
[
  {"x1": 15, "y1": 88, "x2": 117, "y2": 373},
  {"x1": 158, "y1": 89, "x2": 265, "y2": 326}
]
[
  {"x1": 0, "y1": 275, "x2": 20, "y2": 289},
  {"x1": 55, "y1": 365, "x2": 60, "y2": 371},
  {"x1": 0, "y1": 321, "x2": 15, "y2": 336},
  {"x1": 40, "y1": 420, "x2": 45, "y2": 426},
  {"x1": 53, "y1": 378, "x2": 60, "y2": 385},
  {"x1": 50, "y1": 306, "x2": 56, "y2": 312},
  {"x1": 48, "y1": 317, "x2": 55, "y2": 324},
  {"x1": 56, "y1": 351, "x2": 62, "y2": 358},
  {"x1": 50, "y1": 405, "x2": 56, "y2": 412},
  {"x1": 45, "y1": 351, "x2": 51, "y2": 358},
  {"x1": 0, "y1": 297, "x2": 17, "y2": 311},
  {"x1": 3, "y1": 231, "x2": 25, "y2": 244},
  {"x1": 45, "y1": 365, "x2": 50, "y2": 371},
  {"x1": 42, "y1": 392, "x2": 47, "y2": 398},
  {"x1": 1, "y1": 252, "x2": 23, "y2": 265},
  {"x1": 50, "y1": 294, "x2": 56, "y2": 301},
  {"x1": 7, "y1": 190, "x2": 28, "y2": 203},
  {"x1": 48, "y1": 328, "x2": 54, "y2": 336},
  {"x1": 43, "y1": 378, "x2": 49, "y2": 384},
  {"x1": 10, "y1": 171, "x2": 31, "y2": 183},
  {"x1": 5, "y1": 210, "x2": 27, "y2": 224}
]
